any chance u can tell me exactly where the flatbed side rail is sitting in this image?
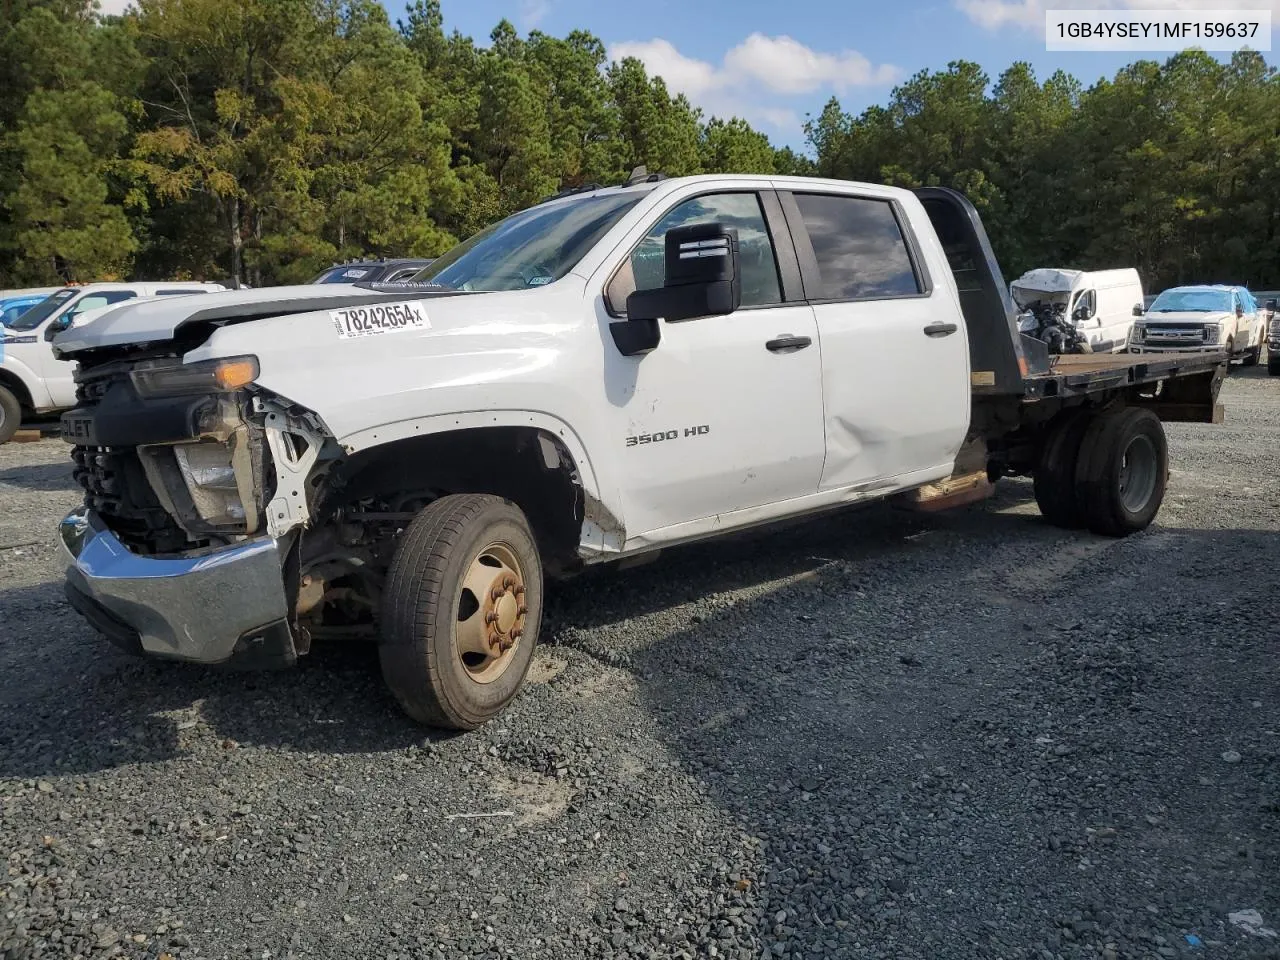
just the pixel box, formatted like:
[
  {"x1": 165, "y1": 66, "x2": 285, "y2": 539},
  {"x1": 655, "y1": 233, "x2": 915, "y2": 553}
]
[{"x1": 1021, "y1": 351, "x2": 1227, "y2": 423}]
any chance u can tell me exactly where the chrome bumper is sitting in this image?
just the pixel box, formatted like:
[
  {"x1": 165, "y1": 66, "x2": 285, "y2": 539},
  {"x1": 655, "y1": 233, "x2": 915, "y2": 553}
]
[{"x1": 58, "y1": 506, "x2": 292, "y2": 665}]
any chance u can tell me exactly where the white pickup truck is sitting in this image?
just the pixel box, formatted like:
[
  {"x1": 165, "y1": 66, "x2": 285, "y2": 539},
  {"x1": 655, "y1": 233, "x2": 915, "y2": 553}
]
[{"x1": 51, "y1": 174, "x2": 1227, "y2": 729}]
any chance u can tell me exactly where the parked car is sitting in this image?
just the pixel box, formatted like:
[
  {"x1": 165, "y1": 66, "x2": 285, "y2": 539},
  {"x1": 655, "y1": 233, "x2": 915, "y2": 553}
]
[
  {"x1": 310, "y1": 258, "x2": 435, "y2": 284},
  {"x1": 0, "y1": 281, "x2": 225, "y2": 443},
  {"x1": 1011, "y1": 268, "x2": 1144, "y2": 354},
  {"x1": 0, "y1": 293, "x2": 51, "y2": 327},
  {"x1": 1131, "y1": 284, "x2": 1267, "y2": 364},
  {"x1": 51, "y1": 174, "x2": 1227, "y2": 731},
  {"x1": 1265, "y1": 298, "x2": 1280, "y2": 376}
]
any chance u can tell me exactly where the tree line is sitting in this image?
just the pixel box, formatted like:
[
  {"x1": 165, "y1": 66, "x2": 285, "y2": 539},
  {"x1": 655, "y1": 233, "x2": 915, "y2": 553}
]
[{"x1": 2, "y1": 0, "x2": 1277, "y2": 292}]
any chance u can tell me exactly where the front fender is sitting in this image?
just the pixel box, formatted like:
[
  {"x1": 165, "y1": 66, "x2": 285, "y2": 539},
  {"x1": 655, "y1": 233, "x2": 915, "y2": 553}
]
[
  {"x1": 339, "y1": 411, "x2": 623, "y2": 556},
  {"x1": 0, "y1": 350, "x2": 54, "y2": 411}
]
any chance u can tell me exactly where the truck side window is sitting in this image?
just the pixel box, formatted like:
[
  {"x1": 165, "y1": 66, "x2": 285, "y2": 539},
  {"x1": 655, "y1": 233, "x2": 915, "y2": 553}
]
[
  {"x1": 792, "y1": 194, "x2": 920, "y2": 300},
  {"x1": 68, "y1": 291, "x2": 136, "y2": 318},
  {"x1": 1073, "y1": 289, "x2": 1096, "y2": 320},
  {"x1": 606, "y1": 192, "x2": 781, "y2": 314}
]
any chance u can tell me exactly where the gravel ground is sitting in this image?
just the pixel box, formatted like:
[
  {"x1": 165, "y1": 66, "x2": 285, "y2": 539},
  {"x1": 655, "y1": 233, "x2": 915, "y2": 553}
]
[{"x1": 1, "y1": 370, "x2": 1278, "y2": 960}]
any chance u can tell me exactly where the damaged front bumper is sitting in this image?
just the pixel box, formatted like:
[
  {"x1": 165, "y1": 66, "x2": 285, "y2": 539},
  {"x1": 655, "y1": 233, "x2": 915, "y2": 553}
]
[{"x1": 59, "y1": 506, "x2": 297, "y2": 668}]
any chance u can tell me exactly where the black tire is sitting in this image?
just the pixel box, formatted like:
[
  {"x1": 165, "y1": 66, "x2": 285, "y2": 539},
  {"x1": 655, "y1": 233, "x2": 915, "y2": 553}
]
[
  {"x1": 379, "y1": 494, "x2": 543, "y2": 730},
  {"x1": 1242, "y1": 343, "x2": 1260, "y2": 367},
  {"x1": 0, "y1": 385, "x2": 21, "y2": 445},
  {"x1": 1074, "y1": 407, "x2": 1168, "y2": 537},
  {"x1": 1269, "y1": 358, "x2": 1280, "y2": 377},
  {"x1": 1033, "y1": 411, "x2": 1091, "y2": 529}
]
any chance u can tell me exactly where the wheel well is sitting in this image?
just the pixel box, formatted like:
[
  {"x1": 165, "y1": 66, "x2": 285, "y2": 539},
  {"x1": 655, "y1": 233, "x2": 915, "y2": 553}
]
[
  {"x1": 329, "y1": 427, "x2": 586, "y2": 576},
  {"x1": 0, "y1": 369, "x2": 33, "y2": 411}
]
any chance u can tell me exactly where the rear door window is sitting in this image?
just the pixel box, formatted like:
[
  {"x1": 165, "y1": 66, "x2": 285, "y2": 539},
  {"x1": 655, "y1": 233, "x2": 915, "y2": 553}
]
[{"x1": 792, "y1": 194, "x2": 921, "y2": 301}]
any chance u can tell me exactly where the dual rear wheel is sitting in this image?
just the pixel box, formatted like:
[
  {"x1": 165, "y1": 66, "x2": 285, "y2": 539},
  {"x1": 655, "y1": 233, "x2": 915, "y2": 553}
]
[{"x1": 1034, "y1": 406, "x2": 1168, "y2": 537}]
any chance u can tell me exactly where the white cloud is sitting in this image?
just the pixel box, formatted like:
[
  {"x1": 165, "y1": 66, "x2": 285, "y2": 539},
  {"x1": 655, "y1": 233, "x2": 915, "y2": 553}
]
[
  {"x1": 518, "y1": 0, "x2": 551, "y2": 30},
  {"x1": 958, "y1": 0, "x2": 1277, "y2": 30},
  {"x1": 723, "y1": 34, "x2": 900, "y2": 94},
  {"x1": 608, "y1": 34, "x2": 899, "y2": 135},
  {"x1": 96, "y1": 0, "x2": 133, "y2": 14}
]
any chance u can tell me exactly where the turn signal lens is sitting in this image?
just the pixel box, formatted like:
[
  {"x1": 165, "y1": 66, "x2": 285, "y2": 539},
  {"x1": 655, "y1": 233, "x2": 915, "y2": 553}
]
[{"x1": 213, "y1": 358, "x2": 259, "y2": 390}]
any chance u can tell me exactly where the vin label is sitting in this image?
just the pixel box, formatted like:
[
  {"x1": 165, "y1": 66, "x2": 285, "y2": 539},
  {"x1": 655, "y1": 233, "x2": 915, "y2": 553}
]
[{"x1": 330, "y1": 301, "x2": 430, "y2": 339}]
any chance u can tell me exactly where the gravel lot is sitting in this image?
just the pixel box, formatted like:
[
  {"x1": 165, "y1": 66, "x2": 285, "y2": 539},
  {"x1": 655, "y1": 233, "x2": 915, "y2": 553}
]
[{"x1": 2, "y1": 370, "x2": 1278, "y2": 960}]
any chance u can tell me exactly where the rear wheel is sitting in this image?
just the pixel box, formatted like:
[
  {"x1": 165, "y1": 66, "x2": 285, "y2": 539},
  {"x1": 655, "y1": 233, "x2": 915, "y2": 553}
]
[
  {"x1": 1074, "y1": 407, "x2": 1168, "y2": 537},
  {"x1": 379, "y1": 494, "x2": 543, "y2": 730},
  {"x1": 1033, "y1": 411, "x2": 1091, "y2": 529},
  {"x1": 0, "y1": 385, "x2": 22, "y2": 445}
]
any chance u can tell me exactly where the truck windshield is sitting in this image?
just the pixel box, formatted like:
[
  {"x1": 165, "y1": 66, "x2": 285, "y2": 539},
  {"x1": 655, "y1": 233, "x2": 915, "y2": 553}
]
[
  {"x1": 415, "y1": 192, "x2": 642, "y2": 292},
  {"x1": 1149, "y1": 290, "x2": 1232, "y2": 313},
  {"x1": 7, "y1": 288, "x2": 76, "y2": 331}
]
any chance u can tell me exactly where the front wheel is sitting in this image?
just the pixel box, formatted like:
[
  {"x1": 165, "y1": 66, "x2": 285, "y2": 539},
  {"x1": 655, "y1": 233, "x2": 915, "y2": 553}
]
[
  {"x1": 379, "y1": 494, "x2": 543, "y2": 730},
  {"x1": 1242, "y1": 342, "x2": 1260, "y2": 367},
  {"x1": 0, "y1": 385, "x2": 22, "y2": 445}
]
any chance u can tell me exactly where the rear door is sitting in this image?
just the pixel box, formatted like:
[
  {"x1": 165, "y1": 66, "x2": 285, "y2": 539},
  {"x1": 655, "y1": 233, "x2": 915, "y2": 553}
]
[
  {"x1": 779, "y1": 189, "x2": 970, "y2": 490},
  {"x1": 600, "y1": 188, "x2": 826, "y2": 537}
]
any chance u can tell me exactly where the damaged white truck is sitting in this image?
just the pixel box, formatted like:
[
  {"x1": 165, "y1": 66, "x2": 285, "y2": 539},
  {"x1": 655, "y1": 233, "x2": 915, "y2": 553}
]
[{"x1": 53, "y1": 174, "x2": 1226, "y2": 729}]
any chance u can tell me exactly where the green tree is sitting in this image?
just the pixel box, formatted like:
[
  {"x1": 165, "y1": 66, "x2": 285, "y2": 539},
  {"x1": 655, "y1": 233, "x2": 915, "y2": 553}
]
[{"x1": 700, "y1": 118, "x2": 776, "y2": 174}]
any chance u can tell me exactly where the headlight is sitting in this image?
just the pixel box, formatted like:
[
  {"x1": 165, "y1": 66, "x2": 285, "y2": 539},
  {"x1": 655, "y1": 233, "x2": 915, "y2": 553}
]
[
  {"x1": 1131, "y1": 325, "x2": 1145, "y2": 343},
  {"x1": 131, "y1": 356, "x2": 259, "y2": 398},
  {"x1": 173, "y1": 442, "x2": 246, "y2": 525},
  {"x1": 1202, "y1": 323, "x2": 1220, "y2": 343}
]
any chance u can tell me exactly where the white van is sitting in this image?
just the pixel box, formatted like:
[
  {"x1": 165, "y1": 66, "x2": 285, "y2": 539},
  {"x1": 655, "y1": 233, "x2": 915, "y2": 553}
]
[
  {"x1": 1011, "y1": 268, "x2": 1145, "y2": 354},
  {"x1": 0, "y1": 282, "x2": 225, "y2": 442}
]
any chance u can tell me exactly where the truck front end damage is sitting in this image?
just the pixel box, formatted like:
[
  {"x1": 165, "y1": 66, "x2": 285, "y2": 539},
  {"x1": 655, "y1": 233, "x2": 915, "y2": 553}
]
[{"x1": 58, "y1": 349, "x2": 339, "y2": 667}]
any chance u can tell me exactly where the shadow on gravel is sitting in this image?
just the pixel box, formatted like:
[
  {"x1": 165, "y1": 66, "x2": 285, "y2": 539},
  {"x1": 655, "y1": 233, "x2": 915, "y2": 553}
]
[
  {"x1": 619, "y1": 507, "x2": 1280, "y2": 959},
  {"x1": 0, "y1": 602, "x2": 436, "y2": 778},
  {"x1": 0, "y1": 484, "x2": 1041, "y2": 780},
  {"x1": 0, "y1": 460, "x2": 78, "y2": 492}
]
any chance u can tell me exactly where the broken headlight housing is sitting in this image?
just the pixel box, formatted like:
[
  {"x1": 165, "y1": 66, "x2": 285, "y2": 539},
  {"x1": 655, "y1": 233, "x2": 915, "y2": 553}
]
[
  {"x1": 172, "y1": 441, "x2": 248, "y2": 526},
  {"x1": 131, "y1": 356, "x2": 259, "y2": 399}
]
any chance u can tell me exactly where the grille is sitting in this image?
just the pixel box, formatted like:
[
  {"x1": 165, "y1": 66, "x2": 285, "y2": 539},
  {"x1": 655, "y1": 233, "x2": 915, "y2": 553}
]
[{"x1": 71, "y1": 445, "x2": 201, "y2": 554}]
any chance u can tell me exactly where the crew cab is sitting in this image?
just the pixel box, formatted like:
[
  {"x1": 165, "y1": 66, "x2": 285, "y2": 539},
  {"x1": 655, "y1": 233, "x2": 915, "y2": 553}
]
[
  {"x1": 1131, "y1": 284, "x2": 1267, "y2": 365},
  {"x1": 0, "y1": 281, "x2": 225, "y2": 443},
  {"x1": 50, "y1": 175, "x2": 1227, "y2": 730}
]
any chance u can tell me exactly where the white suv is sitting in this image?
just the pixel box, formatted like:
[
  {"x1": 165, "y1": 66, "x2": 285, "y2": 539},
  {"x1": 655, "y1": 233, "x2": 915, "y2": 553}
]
[{"x1": 0, "y1": 282, "x2": 225, "y2": 442}]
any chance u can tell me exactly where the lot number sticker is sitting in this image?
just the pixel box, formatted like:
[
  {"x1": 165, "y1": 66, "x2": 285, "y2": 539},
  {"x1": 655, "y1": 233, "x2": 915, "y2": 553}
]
[{"x1": 330, "y1": 301, "x2": 430, "y2": 339}]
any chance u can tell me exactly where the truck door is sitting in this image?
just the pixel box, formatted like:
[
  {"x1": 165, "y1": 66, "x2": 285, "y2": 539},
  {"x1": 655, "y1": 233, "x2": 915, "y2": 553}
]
[
  {"x1": 779, "y1": 190, "x2": 970, "y2": 490},
  {"x1": 600, "y1": 189, "x2": 825, "y2": 538}
]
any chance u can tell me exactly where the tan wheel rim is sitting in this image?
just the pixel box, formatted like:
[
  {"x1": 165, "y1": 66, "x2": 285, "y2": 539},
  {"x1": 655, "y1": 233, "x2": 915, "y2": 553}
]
[{"x1": 454, "y1": 542, "x2": 528, "y2": 684}]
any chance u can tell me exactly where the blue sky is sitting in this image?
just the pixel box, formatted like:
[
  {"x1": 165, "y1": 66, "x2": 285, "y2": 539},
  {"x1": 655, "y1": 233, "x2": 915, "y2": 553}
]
[{"x1": 404, "y1": 0, "x2": 1278, "y2": 148}]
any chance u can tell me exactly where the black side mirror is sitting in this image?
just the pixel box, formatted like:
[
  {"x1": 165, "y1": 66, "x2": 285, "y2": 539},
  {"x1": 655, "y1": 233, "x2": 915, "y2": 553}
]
[
  {"x1": 612, "y1": 224, "x2": 742, "y2": 357},
  {"x1": 1132, "y1": 303, "x2": 1144, "y2": 317},
  {"x1": 1235, "y1": 305, "x2": 1244, "y2": 317},
  {"x1": 43, "y1": 315, "x2": 72, "y2": 341}
]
